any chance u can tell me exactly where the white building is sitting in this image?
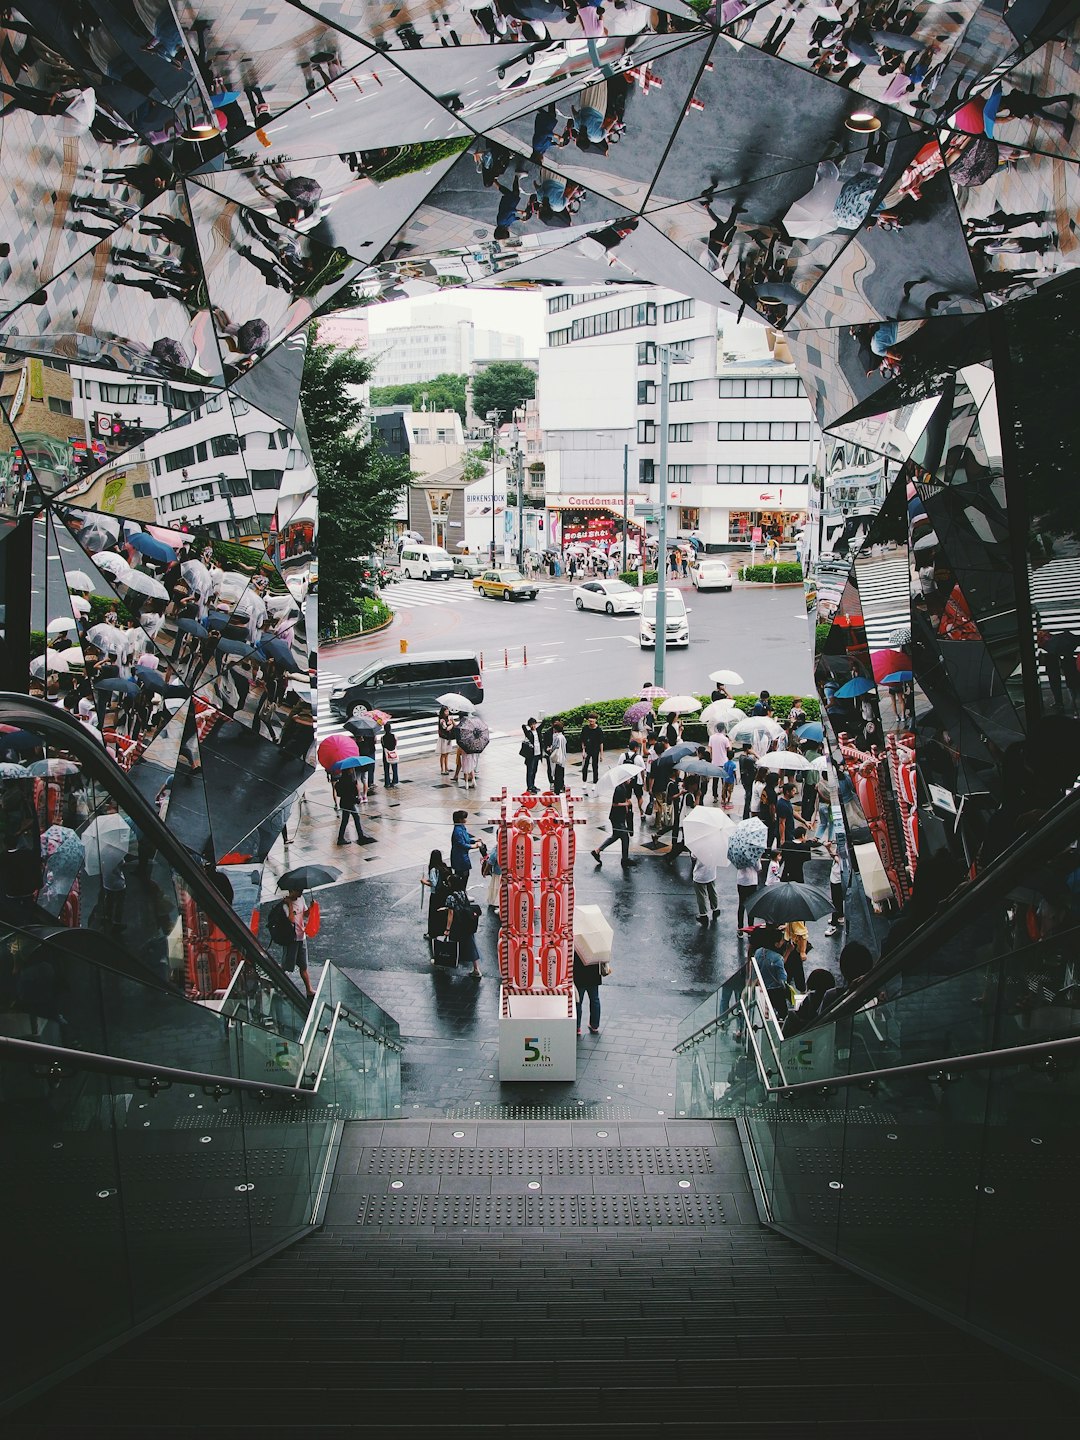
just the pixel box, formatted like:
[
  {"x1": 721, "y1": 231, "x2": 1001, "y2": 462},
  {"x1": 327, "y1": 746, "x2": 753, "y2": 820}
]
[
  {"x1": 539, "y1": 287, "x2": 818, "y2": 552},
  {"x1": 370, "y1": 303, "x2": 525, "y2": 388}
]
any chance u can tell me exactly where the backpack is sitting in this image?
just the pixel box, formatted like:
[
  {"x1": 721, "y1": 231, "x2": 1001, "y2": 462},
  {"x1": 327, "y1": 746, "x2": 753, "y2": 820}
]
[
  {"x1": 469, "y1": 901, "x2": 482, "y2": 934},
  {"x1": 267, "y1": 901, "x2": 294, "y2": 945}
]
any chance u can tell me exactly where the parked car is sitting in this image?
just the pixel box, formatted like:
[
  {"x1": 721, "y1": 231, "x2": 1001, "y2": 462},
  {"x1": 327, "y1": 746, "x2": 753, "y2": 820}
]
[
  {"x1": 573, "y1": 579, "x2": 642, "y2": 615},
  {"x1": 453, "y1": 553, "x2": 483, "y2": 578},
  {"x1": 691, "y1": 559, "x2": 733, "y2": 592},
  {"x1": 473, "y1": 569, "x2": 538, "y2": 601},
  {"x1": 400, "y1": 544, "x2": 454, "y2": 580},
  {"x1": 329, "y1": 650, "x2": 483, "y2": 720},
  {"x1": 639, "y1": 587, "x2": 689, "y2": 649}
]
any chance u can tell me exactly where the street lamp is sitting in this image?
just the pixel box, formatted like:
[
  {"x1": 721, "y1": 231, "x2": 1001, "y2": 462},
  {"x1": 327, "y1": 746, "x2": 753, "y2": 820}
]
[
  {"x1": 654, "y1": 344, "x2": 692, "y2": 689},
  {"x1": 486, "y1": 408, "x2": 502, "y2": 564}
]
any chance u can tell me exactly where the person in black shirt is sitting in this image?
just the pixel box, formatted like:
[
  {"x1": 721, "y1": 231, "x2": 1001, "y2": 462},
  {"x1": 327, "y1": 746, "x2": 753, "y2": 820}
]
[
  {"x1": 334, "y1": 769, "x2": 368, "y2": 844},
  {"x1": 591, "y1": 778, "x2": 635, "y2": 868},
  {"x1": 738, "y1": 744, "x2": 757, "y2": 819},
  {"x1": 579, "y1": 713, "x2": 605, "y2": 785},
  {"x1": 779, "y1": 825, "x2": 812, "y2": 882}
]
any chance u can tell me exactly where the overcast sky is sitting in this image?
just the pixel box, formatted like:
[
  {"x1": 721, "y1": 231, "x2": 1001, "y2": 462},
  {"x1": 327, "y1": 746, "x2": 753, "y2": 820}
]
[{"x1": 365, "y1": 290, "x2": 547, "y2": 355}]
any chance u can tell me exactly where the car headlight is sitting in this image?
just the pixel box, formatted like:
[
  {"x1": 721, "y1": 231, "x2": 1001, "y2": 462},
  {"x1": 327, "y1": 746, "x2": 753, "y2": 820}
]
[{"x1": 331, "y1": 688, "x2": 345, "y2": 699}]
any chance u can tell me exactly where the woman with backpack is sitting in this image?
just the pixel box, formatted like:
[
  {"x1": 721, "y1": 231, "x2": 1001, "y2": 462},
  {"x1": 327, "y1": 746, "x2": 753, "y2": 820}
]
[
  {"x1": 420, "y1": 849, "x2": 453, "y2": 942},
  {"x1": 438, "y1": 881, "x2": 483, "y2": 977}
]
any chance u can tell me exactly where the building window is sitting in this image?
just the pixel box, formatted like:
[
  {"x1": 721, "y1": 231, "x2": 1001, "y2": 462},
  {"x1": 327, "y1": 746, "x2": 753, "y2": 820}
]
[
  {"x1": 718, "y1": 377, "x2": 806, "y2": 399},
  {"x1": 637, "y1": 381, "x2": 656, "y2": 404},
  {"x1": 637, "y1": 419, "x2": 656, "y2": 444},
  {"x1": 669, "y1": 381, "x2": 693, "y2": 402},
  {"x1": 667, "y1": 466, "x2": 694, "y2": 483},
  {"x1": 132, "y1": 482, "x2": 151, "y2": 498},
  {"x1": 717, "y1": 421, "x2": 812, "y2": 441},
  {"x1": 668, "y1": 423, "x2": 693, "y2": 443},
  {"x1": 670, "y1": 340, "x2": 694, "y2": 360},
  {"x1": 163, "y1": 443, "x2": 208, "y2": 471},
  {"x1": 637, "y1": 342, "x2": 656, "y2": 365},
  {"x1": 249, "y1": 469, "x2": 284, "y2": 491},
  {"x1": 679, "y1": 506, "x2": 700, "y2": 529},
  {"x1": 224, "y1": 477, "x2": 251, "y2": 497},
  {"x1": 47, "y1": 396, "x2": 73, "y2": 415},
  {"x1": 663, "y1": 299, "x2": 694, "y2": 322},
  {"x1": 716, "y1": 464, "x2": 801, "y2": 484},
  {"x1": 639, "y1": 458, "x2": 655, "y2": 484},
  {"x1": 211, "y1": 434, "x2": 240, "y2": 457}
]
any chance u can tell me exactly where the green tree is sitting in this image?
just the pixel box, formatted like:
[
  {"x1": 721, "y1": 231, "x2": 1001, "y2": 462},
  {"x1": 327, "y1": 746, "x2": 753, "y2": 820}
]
[
  {"x1": 472, "y1": 361, "x2": 536, "y2": 424},
  {"x1": 302, "y1": 334, "x2": 412, "y2": 627},
  {"x1": 369, "y1": 372, "x2": 468, "y2": 421}
]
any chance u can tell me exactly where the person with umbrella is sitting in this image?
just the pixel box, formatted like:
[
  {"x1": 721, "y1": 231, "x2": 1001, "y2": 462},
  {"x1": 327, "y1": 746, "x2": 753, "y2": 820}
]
[
  {"x1": 456, "y1": 713, "x2": 490, "y2": 792},
  {"x1": 437, "y1": 706, "x2": 455, "y2": 778},
  {"x1": 591, "y1": 776, "x2": 636, "y2": 871},
  {"x1": 334, "y1": 760, "x2": 371, "y2": 846},
  {"x1": 279, "y1": 884, "x2": 316, "y2": 1000}
]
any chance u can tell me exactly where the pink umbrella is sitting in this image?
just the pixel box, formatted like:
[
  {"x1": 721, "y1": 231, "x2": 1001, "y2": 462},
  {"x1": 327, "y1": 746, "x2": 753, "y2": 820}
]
[
  {"x1": 871, "y1": 648, "x2": 911, "y2": 683},
  {"x1": 317, "y1": 734, "x2": 359, "y2": 771}
]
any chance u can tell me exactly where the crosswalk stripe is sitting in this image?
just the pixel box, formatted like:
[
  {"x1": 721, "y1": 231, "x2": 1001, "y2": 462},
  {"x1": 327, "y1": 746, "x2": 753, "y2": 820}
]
[{"x1": 316, "y1": 671, "x2": 511, "y2": 758}]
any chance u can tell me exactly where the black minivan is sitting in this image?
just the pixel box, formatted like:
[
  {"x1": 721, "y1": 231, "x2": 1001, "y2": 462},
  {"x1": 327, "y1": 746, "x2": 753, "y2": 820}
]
[{"x1": 328, "y1": 650, "x2": 484, "y2": 720}]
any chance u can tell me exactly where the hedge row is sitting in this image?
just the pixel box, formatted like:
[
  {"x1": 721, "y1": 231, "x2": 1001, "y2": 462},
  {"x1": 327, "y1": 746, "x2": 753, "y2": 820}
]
[
  {"x1": 618, "y1": 569, "x2": 659, "y2": 587},
  {"x1": 738, "y1": 562, "x2": 804, "y2": 584},
  {"x1": 545, "y1": 693, "x2": 820, "y2": 751},
  {"x1": 30, "y1": 594, "x2": 135, "y2": 660}
]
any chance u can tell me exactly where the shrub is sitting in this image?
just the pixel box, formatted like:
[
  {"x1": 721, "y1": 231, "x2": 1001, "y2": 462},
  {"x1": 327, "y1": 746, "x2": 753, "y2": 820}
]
[
  {"x1": 618, "y1": 569, "x2": 659, "y2": 587},
  {"x1": 738, "y1": 562, "x2": 804, "y2": 584},
  {"x1": 547, "y1": 692, "x2": 819, "y2": 746},
  {"x1": 325, "y1": 594, "x2": 392, "y2": 639}
]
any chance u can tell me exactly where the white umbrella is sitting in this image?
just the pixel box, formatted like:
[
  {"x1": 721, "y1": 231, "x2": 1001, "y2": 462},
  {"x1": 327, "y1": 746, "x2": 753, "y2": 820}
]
[
  {"x1": 730, "y1": 715, "x2": 784, "y2": 757},
  {"x1": 181, "y1": 559, "x2": 212, "y2": 593},
  {"x1": 120, "y1": 570, "x2": 169, "y2": 601},
  {"x1": 601, "y1": 762, "x2": 640, "y2": 789},
  {"x1": 58, "y1": 646, "x2": 86, "y2": 668},
  {"x1": 86, "y1": 622, "x2": 126, "y2": 654},
  {"x1": 66, "y1": 569, "x2": 94, "y2": 593},
  {"x1": 657, "y1": 695, "x2": 702, "y2": 715},
  {"x1": 30, "y1": 650, "x2": 69, "y2": 676},
  {"x1": 573, "y1": 903, "x2": 614, "y2": 965},
  {"x1": 708, "y1": 669, "x2": 744, "y2": 686},
  {"x1": 81, "y1": 813, "x2": 134, "y2": 873},
  {"x1": 759, "y1": 750, "x2": 813, "y2": 772},
  {"x1": 94, "y1": 551, "x2": 132, "y2": 580},
  {"x1": 700, "y1": 700, "x2": 742, "y2": 730},
  {"x1": 70, "y1": 595, "x2": 91, "y2": 616},
  {"x1": 436, "y1": 691, "x2": 475, "y2": 711},
  {"x1": 681, "y1": 807, "x2": 735, "y2": 866},
  {"x1": 46, "y1": 617, "x2": 75, "y2": 635}
]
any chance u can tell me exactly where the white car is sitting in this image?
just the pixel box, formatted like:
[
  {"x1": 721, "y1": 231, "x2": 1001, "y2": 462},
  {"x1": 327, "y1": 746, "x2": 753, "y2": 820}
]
[
  {"x1": 692, "y1": 559, "x2": 733, "y2": 592},
  {"x1": 573, "y1": 579, "x2": 642, "y2": 616},
  {"x1": 640, "y1": 587, "x2": 689, "y2": 648}
]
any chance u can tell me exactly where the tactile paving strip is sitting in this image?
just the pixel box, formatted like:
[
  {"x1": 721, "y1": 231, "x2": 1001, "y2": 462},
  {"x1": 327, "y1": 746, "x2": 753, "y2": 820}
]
[
  {"x1": 355, "y1": 1194, "x2": 726, "y2": 1228},
  {"x1": 361, "y1": 1146, "x2": 716, "y2": 1177},
  {"x1": 444, "y1": 1104, "x2": 635, "y2": 1119}
]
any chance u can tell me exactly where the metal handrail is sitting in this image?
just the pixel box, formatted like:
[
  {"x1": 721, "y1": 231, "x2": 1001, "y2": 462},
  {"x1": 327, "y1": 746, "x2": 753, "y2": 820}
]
[
  {"x1": 675, "y1": 956, "x2": 786, "y2": 1054},
  {"x1": 0, "y1": 1033, "x2": 304, "y2": 1096},
  {"x1": 745, "y1": 1030, "x2": 1080, "y2": 1098}
]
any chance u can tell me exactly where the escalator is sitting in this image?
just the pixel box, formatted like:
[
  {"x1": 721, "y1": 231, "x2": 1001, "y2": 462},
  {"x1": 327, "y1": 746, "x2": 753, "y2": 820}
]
[{"x1": 676, "y1": 785, "x2": 1080, "y2": 1388}]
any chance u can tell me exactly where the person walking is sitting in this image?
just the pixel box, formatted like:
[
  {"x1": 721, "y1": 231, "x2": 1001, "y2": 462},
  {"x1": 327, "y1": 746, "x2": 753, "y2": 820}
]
[
  {"x1": 825, "y1": 841, "x2": 845, "y2": 937},
  {"x1": 520, "y1": 716, "x2": 542, "y2": 792},
  {"x1": 334, "y1": 769, "x2": 369, "y2": 844},
  {"x1": 381, "y1": 722, "x2": 399, "y2": 787},
  {"x1": 450, "y1": 810, "x2": 484, "y2": 880},
  {"x1": 573, "y1": 948, "x2": 602, "y2": 1035},
  {"x1": 738, "y1": 744, "x2": 757, "y2": 819},
  {"x1": 548, "y1": 719, "x2": 568, "y2": 794},
  {"x1": 437, "y1": 706, "x2": 455, "y2": 777},
  {"x1": 282, "y1": 887, "x2": 316, "y2": 1000},
  {"x1": 579, "y1": 713, "x2": 605, "y2": 786},
  {"x1": 591, "y1": 778, "x2": 636, "y2": 869},
  {"x1": 775, "y1": 782, "x2": 797, "y2": 849},
  {"x1": 692, "y1": 853, "x2": 720, "y2": 926},
  {"x1": 736, "y1": 860, "x2": 759, "y2": 933}
]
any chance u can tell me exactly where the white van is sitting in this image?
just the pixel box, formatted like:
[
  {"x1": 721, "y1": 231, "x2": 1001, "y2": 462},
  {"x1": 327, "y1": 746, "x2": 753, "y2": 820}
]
[
  {"x1": 400, "y1": 544, "x2": 454, "y2": 581},
  {"x1": 639, "y1": 587, "x2": 689, "y2": 649}
]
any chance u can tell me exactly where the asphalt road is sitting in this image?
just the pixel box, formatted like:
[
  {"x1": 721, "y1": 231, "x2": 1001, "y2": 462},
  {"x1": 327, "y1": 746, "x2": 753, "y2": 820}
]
[{"x1": 325, "y1": 574, "x2": 816, "y2": 728}]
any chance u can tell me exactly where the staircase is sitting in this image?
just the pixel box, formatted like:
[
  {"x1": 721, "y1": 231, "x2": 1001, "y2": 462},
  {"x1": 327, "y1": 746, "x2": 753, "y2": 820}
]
[{"x1": 9, "y1": 1120, "x2": 1071, "y2": 1436}]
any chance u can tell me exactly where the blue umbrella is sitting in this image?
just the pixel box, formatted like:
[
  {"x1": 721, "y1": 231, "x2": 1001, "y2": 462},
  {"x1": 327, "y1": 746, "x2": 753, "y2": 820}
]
[
  {"x1": 134, "y1": 666, "x2": 166, "y2": 692},
  {"x1": 94, "y1": 677, "x2": 140, "y2": 696},
  {"x1": 331, "y1": 755, "x2": 374, "y2": 772},
  {"x1": 257, "y1": 637, "x2": 297, "y2": 668},
  {"x1": 175, "y1": 618, "x2": 209, "y2": 638},
  {"x1": 795, "y1": 722, "x2": 824, "y2": 743},
  {"x1": 215, "y1": 638, "x2": 261, "y2": 658},
  {"x1": 127, "y1": 531, "x2": 176, "y2": 564},
  {"x1": 881, "y1": 670, "x2": 913, "y2": 685},
  {"x1": 678, "y1": 757, "x2": 725, "y2": 778},
  {"x1": 0, "y1": 729, "x2": 44, "y2": 755},
  {"x1": 835, "y1": 677, "x2": 875, "y2": 698},
  {"x1": 726, "y1": 817, "x2": 769, "y2": 868},
  {"x1": 666, "y1": 741, "x2": 699, "y2": 762}
]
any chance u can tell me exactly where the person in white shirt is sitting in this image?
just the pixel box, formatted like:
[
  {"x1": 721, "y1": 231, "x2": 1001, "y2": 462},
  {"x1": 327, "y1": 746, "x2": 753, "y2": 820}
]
[
  {"x1": 548, "y1": 720, "x2": 568, "y2": 794},
  {"x1": 707, "y1": 726, "x2": 730, "y2": 801},
  {"x1": 692, "y1": 855, "x2": 719, "y2": 925},
  {"x1": 735, "y1": 861, "x2": 759, "y2": 931}
]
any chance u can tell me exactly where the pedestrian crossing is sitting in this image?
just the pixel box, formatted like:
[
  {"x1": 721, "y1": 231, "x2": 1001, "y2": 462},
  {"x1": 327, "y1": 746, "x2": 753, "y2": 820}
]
[
  {"x1": 853, "y1": 553, "x2": 910, "y2": 651},
  {"x1": 1030, "y1": 555, "x2": 1080, "y2": 632},
  {"x1": 316, "y1": 670, "x2": 440, "y2": 758},
  {"x1": 384, "y1": 578, "x2": 559, "y2": 611}
]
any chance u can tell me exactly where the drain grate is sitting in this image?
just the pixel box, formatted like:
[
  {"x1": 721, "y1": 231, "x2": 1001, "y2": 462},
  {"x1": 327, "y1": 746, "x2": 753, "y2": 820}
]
[
  {"x1": 361, "y1": 1146, "x2": 716, "y2": 1177},
  {"x1": 444, "y1": 1104, "x2": 635, "y2": 1120},
  {"x1": 718, "y1": 1105, "x2": 900, "y2": 1124},
  {"x1": 355, "y1": 1193, "x2": 726, "y2": 1228}
]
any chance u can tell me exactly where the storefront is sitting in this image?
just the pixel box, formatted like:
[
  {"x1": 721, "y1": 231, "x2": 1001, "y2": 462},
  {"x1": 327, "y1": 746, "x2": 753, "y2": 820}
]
[
  {"x1": 546, "y1": 493, "x2": 646, "y2": 552},
  {"x1": 728, "y1": 508, "x2": 805, "y2": 546}
]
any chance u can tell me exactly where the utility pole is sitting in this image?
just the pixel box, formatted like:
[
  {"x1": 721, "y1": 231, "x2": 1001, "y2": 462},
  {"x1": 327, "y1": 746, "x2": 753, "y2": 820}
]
[
  {"x1": 621, "y1": 442, "x2": 629, "y2": 576},
  {"x1": 515, "y1": 443, "x2": 525, "y2": 569},
  {"x1": 654, "y1": 344, "x2": 691, "y2": 689},
  {"x1": 486, "y1": 408, "x2": 502, "y2": 565}
]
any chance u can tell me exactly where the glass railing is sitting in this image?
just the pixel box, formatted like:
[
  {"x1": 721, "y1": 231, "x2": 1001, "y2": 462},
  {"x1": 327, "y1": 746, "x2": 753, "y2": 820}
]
[{"x1": 0, "y1": 1036, "x2": 338, "y2": 1410}]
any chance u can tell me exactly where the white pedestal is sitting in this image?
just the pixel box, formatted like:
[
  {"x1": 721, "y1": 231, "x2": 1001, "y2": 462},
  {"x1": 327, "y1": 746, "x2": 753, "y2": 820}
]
[{"x1": 498, "y1": 988, "x2": 577, "y2": 1081}]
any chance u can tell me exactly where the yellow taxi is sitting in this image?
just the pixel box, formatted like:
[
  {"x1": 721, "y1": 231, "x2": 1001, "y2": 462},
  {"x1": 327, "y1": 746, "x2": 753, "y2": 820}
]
[{"x1": 472, "y1": 568, "x2": 539, "y2": 602}]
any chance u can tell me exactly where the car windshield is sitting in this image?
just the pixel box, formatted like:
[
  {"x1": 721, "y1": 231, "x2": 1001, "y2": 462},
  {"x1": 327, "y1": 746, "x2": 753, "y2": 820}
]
[
  {"x1": 429, "y1": 549, "x2": 451, "y2": 561},
  {"x1": 346, "y1": 658, "x2": 386, "y2": 685},
  {"x1": 605, "y1": 581, "x2": 633, "y2": 594},
  {"x1": 498, "y1": 572, "x2": 524, "y2": 582},
  {"x1": 642, "y1": 589, "x2": 686, "y2": 617}
]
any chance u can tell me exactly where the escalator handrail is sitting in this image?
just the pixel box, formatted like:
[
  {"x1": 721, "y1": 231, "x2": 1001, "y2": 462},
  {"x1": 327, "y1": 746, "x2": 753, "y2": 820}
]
[
  {"x1": 818, "y1": 784, "x2": 1080, "y2": 1028},
  {"x1": 0, "y1": 1032, "x2": 305, "y2": 1095},
  {"x1": 755, "y1": 1030, "x2": 1080, "y2": 1097},
  {"x1": 0, "y1": 693, "x2": 308, "y2": 1011}
]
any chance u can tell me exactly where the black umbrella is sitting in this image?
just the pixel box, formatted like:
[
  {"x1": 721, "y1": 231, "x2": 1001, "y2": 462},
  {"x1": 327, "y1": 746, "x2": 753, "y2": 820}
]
[
  {"x1": 344, "y1": 715, "x2": 380, "y2": 737},
  {"x1": 679, "y1": 757, "x2": 725, "y2": 778},
  {"x1": 175, "y1": 618, "x2": 209, "y2": 638},
  {"x1": 0, "y1": 727, "x2": 44, "y2": 755},
  {"x1": 134, "y1": 666, "x2": 166, "y2": 693},
  {"x1": 277, "y1": 864, "x2": 341, "y2": 891},
  {"x1": 746, "y1": 882, "x2": 833, "y2": 924},
  {"x1": 94, "y1": 677, "x2": 140, "y2": 696}
]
